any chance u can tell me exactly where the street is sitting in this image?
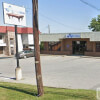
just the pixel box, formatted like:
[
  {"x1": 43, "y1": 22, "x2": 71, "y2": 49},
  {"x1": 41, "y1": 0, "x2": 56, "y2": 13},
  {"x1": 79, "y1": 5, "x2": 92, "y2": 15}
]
[{"x1": 0, "y1": 55, "x2": 100, "y2": 90}]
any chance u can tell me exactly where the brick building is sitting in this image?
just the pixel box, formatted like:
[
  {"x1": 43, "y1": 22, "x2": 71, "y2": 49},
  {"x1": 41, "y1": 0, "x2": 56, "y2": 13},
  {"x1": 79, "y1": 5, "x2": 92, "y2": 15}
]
[{"x1": 39, "y1": 33, "x2": 100, "y2": 56}]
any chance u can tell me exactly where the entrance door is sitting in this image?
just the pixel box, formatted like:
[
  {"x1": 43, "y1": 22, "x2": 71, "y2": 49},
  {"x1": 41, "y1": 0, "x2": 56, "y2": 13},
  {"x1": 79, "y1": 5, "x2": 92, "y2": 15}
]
[
  {"x1": 72, "y1": 41, "x2": 87, "y2": 55},
  {"x1": 0, "y1": 47, "x2": 3, "y2": 54},
  {"x1": 11, "y1": 47, "x2": 14, "y2": 55}
]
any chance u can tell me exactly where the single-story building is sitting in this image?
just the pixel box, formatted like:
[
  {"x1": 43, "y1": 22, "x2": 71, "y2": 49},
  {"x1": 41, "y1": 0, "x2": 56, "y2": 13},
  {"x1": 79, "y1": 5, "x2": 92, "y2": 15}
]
[{"x1": 39, "y1": 32, "x2": 100, "y2": 56}]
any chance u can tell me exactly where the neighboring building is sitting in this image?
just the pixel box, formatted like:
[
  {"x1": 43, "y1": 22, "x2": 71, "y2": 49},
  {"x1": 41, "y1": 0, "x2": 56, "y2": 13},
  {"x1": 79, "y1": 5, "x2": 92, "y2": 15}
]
[
  {"x1": 0, "y1": 33, "x2": 6, "y2": 55},
  {"x1": 39, "y1": 32, "x2": 100, "y2": 56},
  {"x1": 0, "y1": 26, "x2": 34, "y2": 56},
  {"x1": 21, "y1": 33, "x2": 34, "y2": 50}
]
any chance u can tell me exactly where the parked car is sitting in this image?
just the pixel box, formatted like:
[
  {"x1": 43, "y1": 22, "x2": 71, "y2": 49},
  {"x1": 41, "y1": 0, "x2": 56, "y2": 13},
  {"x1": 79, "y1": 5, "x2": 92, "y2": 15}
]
[{"x1": 17, "y1": 50, "x2": 34, "y2": 59}]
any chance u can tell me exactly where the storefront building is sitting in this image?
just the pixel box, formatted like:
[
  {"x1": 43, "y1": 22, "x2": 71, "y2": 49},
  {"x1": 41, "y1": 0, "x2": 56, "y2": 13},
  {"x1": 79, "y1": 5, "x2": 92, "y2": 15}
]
[{"x1": 39, "y1": 32, "x2": 100, "y2": 56}]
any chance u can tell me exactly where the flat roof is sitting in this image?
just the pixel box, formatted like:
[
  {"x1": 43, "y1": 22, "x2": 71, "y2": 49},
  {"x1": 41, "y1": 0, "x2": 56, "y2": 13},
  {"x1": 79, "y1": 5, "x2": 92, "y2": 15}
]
[{"x1": 39, "y1": 32, "x2": 100, "y2": 42}]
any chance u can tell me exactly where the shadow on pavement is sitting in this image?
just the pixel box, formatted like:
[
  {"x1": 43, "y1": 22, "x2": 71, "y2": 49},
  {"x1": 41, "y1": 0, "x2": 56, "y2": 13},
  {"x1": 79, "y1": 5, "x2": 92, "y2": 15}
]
[
  {"x1": 90, "y1": 84, "x2": 100, "y2": 90},
  {"x1": 0, "y1": 76, "x2": 16, "y2": 80},
  {"x1": 0, "y1": 57, "x2": 13, "y2": 59},
  {"x1": 80, "y1": 56, "x2": 100, "y2": 59},
  {"x1": 68, "y1": 55, "x2": 100, "y2": 59}
]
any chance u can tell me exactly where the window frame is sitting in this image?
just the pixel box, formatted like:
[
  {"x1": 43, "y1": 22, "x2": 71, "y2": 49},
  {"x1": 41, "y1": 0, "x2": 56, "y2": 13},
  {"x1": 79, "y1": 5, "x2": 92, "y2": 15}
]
[{"x1": 96, "y1": 42, "x2": 100, "y2": 52}]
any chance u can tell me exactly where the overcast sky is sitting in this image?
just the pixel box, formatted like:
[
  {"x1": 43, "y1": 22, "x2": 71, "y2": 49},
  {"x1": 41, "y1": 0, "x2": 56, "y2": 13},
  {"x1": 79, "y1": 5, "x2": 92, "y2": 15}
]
[{"x1": 0, "y1": 0, "x2": 100, "y2": 33}]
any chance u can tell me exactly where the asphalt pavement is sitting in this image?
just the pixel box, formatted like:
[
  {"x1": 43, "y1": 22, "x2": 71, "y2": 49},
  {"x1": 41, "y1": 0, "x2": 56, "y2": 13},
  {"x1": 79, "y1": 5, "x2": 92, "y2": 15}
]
[{"x1": 0, "y1": 55, "x2": 100, "y2": 90}]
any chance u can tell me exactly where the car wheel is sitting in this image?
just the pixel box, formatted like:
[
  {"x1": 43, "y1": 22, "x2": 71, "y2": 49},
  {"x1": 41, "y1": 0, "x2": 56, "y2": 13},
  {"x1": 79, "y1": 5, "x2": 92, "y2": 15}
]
[{"x1": 24, "y1": 56, "x2": 27, "y2": 59}]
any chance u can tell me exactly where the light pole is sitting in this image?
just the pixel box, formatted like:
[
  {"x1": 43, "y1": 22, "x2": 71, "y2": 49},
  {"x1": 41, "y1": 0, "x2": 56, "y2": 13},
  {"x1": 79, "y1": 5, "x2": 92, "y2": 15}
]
[
  {"x1": 15, "y1": 25, "x2": 22, "y2": 80},
  {"x1": 32, "y1": 0, "x2": 44, "y2": 96},
  {"x1": 15, "y1": 25, "x2": 19, "y2": 68}
]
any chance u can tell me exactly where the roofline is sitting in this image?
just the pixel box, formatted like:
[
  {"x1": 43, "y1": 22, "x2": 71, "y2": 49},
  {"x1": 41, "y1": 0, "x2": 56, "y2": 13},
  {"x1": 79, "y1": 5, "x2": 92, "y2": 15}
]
[
  {"x1": 40, "y1": 31, "x2": 100, "y2": 35},
  {"x1": 0, "y1": 26, "x2": 41, "y2": 34}
]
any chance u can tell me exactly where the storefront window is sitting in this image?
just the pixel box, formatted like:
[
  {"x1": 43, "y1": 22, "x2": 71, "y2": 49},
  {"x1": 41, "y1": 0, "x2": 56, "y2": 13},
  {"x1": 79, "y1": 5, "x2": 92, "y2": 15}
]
[
  {"x1": 49, "y1": 42, "x2": 61, "y2": 51},
  {"x1": 0, "y1": 35, "x2": 2, "y2": 39},
  {"x1": 10, "y1": 38, "x2": 14, "y2": 45},
  {"x1": 96, "y1": 42, "x2": 100, "y2": 52}
]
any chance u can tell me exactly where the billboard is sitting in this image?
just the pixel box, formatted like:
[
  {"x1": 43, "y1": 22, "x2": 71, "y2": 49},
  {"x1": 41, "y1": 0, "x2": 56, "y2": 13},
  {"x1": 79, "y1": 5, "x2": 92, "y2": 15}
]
[{"x1": 3, "y1": 3, "x2": 26, "y2": 26}]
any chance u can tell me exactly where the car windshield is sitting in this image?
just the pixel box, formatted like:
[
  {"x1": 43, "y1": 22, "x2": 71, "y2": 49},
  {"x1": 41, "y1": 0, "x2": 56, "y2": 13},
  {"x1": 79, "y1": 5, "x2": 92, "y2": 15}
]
[
  {"x1": 18, "y1": 50, "x2": 34, "y2": 54},
  {"x1": 24, "y1": 50, "x2": 33, "y2": 53},
  {"x1": 19, "y1": 51, "x2": 24, "y2": 54}
]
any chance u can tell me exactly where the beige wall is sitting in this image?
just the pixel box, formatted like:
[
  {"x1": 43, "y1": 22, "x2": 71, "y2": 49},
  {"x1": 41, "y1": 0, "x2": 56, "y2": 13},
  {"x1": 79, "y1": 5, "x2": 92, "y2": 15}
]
[{"x1": 5, "y1": 31, "x2": 16, "y2": 56}]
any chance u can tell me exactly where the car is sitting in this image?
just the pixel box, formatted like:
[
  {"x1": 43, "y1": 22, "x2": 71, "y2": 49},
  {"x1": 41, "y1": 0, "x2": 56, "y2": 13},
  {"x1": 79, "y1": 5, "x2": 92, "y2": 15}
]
[{"x1": 17, "y1": 50, "x2": 34, "y2": 59}]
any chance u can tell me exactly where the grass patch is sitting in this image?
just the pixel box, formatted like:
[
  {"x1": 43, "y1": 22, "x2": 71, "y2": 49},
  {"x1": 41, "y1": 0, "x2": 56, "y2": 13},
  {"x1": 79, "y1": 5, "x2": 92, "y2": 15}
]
[{"x1": 0, "y1": 82, "x2": 96, "y2": 100}]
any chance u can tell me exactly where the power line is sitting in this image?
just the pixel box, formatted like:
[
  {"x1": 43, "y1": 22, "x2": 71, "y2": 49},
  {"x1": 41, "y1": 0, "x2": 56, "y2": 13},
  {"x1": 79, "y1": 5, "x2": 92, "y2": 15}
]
[
  {"x1": 10, "y1": 1, "x2": 90, "y2": 31},
  {"x1": 39, "y1": 13, "x2": 88, "y2": 30},
  {"x1": 2, "y1": 0, "x2": 89, "y2": 31},
  {"x1": 80, "y1": 0, "x2": 100, "y2": 11},
  {"x1": 25, "y1": 8, "x2": 89, "y2": 30},
  {"x1": 24, "y1": 6, "x2": 89, "y2": 30}
]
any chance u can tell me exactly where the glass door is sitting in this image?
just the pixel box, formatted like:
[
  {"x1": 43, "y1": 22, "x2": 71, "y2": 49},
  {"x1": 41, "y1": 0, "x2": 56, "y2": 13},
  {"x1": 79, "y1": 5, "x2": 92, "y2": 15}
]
[{"x1": 72, "y1": 41, "x2": 87, "y2": 55}]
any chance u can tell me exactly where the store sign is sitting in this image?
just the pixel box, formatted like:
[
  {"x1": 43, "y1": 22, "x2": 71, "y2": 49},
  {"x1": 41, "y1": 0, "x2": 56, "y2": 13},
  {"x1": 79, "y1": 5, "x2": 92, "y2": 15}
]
[
  {"x1": 3, "y1": 3, "x2": 26, "y2": 26},
  {"x1": 66, "y1": 34, "x2": 81, "y2": 38}
]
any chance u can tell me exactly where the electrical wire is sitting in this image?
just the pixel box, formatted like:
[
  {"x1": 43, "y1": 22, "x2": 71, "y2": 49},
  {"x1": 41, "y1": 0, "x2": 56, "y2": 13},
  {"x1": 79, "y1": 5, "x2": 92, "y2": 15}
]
[
  {"x1": 9, "y1": 2, "x2": 88, "y2": 31},
  {"x1": 80, "y1": 0, "x2": 100, "y2": 11},
  {"x1": 39, "y1": 12, "x2": 89, "y2": 30},
  {"x1": 0, "y1": 0, "x2": 90, "y2": 31}
]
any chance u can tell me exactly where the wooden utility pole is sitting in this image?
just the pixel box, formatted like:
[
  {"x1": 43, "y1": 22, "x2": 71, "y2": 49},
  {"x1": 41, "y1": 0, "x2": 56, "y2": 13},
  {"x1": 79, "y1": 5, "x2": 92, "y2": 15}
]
[{"x1": 32, "y1": 0, "x2": 44, "y2": 96}]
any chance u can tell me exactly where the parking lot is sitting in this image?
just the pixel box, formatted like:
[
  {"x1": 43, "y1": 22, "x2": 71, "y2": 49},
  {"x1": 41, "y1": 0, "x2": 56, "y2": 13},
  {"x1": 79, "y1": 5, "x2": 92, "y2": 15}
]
[{"x1": 0, "y1": 55, "x2": 100, "y2": 90}]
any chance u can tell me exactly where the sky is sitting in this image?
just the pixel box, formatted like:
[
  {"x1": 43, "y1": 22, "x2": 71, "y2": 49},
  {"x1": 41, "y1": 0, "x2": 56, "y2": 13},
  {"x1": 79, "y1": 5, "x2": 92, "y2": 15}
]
[{"x1": 0, "y1": 0, "x2": 100, "y2": 33}]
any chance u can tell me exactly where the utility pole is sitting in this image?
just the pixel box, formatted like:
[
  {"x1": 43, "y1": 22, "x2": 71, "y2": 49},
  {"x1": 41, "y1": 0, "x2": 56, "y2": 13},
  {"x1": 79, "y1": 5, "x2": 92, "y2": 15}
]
[
  {"x1": 48, "y1": 24, "x2": 50, "y2": 34},
  {"x1": 32, "y1": 0, "x2": 44, "y2": 96}
]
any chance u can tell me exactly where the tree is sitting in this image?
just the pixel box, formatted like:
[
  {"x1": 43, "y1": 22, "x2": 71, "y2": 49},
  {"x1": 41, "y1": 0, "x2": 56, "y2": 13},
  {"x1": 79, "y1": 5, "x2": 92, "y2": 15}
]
[{"x1": 88, "y1": 15, "x2": 100, "y2": 31}]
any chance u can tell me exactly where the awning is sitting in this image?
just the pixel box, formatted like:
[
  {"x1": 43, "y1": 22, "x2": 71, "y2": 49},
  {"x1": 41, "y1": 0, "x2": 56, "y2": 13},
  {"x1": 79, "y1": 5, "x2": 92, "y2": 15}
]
[
  {"x1": 0, "y1": 43, "x2": 6, "y2": 47},
  {"x1": 10, "y1": 45, "x2": 14, "y2": 47}
]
